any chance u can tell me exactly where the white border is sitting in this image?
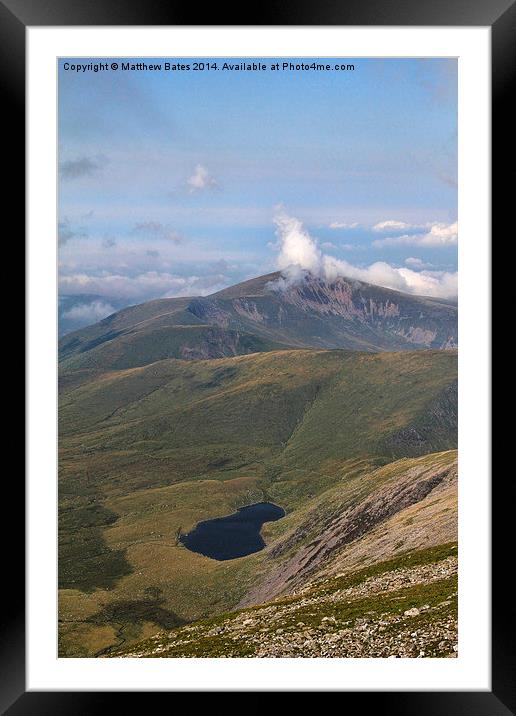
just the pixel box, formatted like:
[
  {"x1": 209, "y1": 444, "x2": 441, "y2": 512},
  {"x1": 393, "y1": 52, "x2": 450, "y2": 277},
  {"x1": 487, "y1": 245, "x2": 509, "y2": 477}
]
[{"x1": 27, "y1": 26, "x2": 490, "y2": 691}]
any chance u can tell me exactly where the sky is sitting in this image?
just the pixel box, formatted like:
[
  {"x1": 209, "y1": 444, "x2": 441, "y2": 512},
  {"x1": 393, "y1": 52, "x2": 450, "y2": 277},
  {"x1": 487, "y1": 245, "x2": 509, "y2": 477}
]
[{"x1": 58, "y1": 57, "x2": 457, "y2": 327}]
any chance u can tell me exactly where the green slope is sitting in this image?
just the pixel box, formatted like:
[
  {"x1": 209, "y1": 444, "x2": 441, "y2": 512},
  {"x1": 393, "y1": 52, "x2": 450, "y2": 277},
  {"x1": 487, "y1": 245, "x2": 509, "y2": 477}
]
[
  {"x1": 58, "y1": 349, "x2": 457, "y2": 656},
  {"x1": 60, "y1": 323, "x2": 286, "y2": 371},
  {"x1": 59, "y1": 349, "x2": 457, "y2": 496}
]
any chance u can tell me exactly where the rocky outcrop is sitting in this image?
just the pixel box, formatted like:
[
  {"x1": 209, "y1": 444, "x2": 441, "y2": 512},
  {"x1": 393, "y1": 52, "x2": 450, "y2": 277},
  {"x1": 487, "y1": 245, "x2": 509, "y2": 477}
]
[
  {"x1": 240, "y1": 453, "x2": 457, "y2": 607},
  {"x1": 187, "y1": 298, "x2": 231, "y2": 329},
  {"x1": 194, "y1": 273, "x2": 457, "y2": 351},
  {"x1": 279, "y1": 276, "x2": 401, "y2": 321}
]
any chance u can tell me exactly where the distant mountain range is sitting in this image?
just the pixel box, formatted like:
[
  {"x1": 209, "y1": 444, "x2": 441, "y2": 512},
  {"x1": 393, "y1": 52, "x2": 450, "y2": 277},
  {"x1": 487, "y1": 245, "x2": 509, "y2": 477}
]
[
  {"x1": 59, "y1": 272, "x2": 457, "y2": 370},
  {"x1": 58, "y1": 294, "x2": 129, "y2": 337}
]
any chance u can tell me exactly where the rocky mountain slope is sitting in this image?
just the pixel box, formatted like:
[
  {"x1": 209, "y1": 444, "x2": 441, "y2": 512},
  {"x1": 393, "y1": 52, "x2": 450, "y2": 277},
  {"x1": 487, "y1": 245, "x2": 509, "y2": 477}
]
[
  {"x1": 240, "y1": 450, "x2": 457, "y2": 607},
  {"x1": 59, "y1": 272, "x2": 458, "y2": 370},
  {"x1": 112, "y1": 542, "x2": 458, "y2": 659}
]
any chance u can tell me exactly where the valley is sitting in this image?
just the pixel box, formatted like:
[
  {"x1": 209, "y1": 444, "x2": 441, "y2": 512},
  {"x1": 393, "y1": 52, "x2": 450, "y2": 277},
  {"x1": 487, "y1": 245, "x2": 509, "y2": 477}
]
[{"x1": 58, "y1": 273, "x2": 458, "y2": 658}]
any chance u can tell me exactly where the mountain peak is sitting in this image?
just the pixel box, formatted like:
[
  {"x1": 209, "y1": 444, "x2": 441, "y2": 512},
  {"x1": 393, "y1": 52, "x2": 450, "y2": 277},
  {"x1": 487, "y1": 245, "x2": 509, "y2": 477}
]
[
  {"x1": 59, "y1": 270, "x2": 457, "y2": 370},
  {"x1": 210, "y1": 272, "x2": 282, "y2": 299}
]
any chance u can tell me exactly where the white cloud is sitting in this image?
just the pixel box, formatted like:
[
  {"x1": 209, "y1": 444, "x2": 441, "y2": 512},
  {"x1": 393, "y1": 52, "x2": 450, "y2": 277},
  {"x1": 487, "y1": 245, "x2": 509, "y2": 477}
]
[
  {"x1": 273, "y1": 210, "x2": 457, "y2": 299},
  {"x1": 373, "y1": 220, "x2": 412, "y2": 231},
  {"x1": 323, "y1": 257, "x2": 457, "y2": 298},
  {"x1": 329, "y1": 221, "x2": 359, "y2": 229},
  {"x1": 405, "y1": 256, "x2": 433, "y2": 271},
  {"x1": 62, "y1": 300, "x2": 116, "y2": 323},
  {"x1": 187, "y1": 164, "x2": 218, "y2": 193},
  {"x1": 321, "y1": 241, "x2": 338, "y2": 250},
  {"x1": 373, "y1": 222, "x2": 458, "y2": 248},
  {"x1": 274, "y1": 210, "x2": 324, "y2": 277}
]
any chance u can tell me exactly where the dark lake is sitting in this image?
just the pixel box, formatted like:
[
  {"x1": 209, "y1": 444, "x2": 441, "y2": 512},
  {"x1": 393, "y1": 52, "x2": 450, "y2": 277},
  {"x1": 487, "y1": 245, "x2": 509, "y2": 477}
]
[{"x1": 180, "y1": 502, "x2": 285, "y2": 561}]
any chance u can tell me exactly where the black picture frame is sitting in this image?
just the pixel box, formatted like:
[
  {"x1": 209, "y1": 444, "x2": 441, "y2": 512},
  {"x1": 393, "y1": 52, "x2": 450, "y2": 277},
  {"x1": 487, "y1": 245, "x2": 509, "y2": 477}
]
[{"x1": 6, "y1": 0, "x2": 508, "y2": 709}]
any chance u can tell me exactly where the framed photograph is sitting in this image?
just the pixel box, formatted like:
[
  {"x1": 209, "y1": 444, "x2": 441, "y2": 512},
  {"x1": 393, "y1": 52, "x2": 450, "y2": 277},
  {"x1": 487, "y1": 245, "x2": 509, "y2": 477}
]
[{"x1": 7, "y1": 0, "x2": 508, "y2": 707}]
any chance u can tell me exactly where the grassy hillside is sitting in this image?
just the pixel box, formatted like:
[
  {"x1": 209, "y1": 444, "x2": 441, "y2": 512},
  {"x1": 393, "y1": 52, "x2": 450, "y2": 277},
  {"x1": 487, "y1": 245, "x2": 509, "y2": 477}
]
[
  {"x1": 58, "y1": 349, "x2": 457, "y2": 656},
  {"x1": 60, "y1": 324, "x2": 286, "y2": 371},
  {"x1": 59, "y1": 349, "x2": 456, "y2": 495}
]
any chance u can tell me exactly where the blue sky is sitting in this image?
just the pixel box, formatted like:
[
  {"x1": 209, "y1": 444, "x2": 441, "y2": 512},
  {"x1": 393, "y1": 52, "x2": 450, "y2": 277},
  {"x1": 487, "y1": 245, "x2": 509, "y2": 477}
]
[{"x1": 58, "y1": 57, "x2": 457, "y2": 322}]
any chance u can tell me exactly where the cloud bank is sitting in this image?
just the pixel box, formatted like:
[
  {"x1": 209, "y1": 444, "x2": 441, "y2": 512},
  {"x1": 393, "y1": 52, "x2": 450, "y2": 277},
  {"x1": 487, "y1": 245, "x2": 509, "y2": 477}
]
[
  {"x1": 273, "y1": 210, "x2": 457, "y2": 299},
  {"x1": 373, "y1": 221, "x2": 458, "y2": 248},
  {"x1": 329, "y1": 221, "x2": 359, "y2": 230},
  {"x1": 59, "y1": 270, "x2": 229, "y2": 303}
]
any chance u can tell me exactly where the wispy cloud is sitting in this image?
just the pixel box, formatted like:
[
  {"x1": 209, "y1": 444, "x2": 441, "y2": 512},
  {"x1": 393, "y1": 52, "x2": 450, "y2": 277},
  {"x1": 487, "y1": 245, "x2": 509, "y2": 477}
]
[
  {"x1": 405, "y1": 257, "x2": 424, "y2": 267},
  {"x1": 341, "y1": 243, "x2": 365, "y2": 251},
  {"x1": 373, "y1": 220, "x2": 413, "y2": 232},
  {"x1": 329, "y1": 221, "x2": 359, "y2": 230},
  {"x1": 102, "y1": 236, "x2": 117, "y2": 248},
  {"x1": 132, "y1": 221, "x2": 183, "y2": 244},
  {"x1": 59, "y1": 270, "x2": 229, "y2": 302},
  {"x1": 58, "y1": 218, "x2": 87, "y2": 245},
  {"x1": 59, "y1": 155, "x2": 107, "y2": 180}
]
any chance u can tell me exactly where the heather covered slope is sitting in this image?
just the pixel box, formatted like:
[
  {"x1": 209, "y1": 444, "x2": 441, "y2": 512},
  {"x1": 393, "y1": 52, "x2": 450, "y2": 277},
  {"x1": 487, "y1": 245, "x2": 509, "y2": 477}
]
[
  {"x1": 59, "y1": 272, "x2": 458, "y2": 370},
  {"x1": 58, "y1": 349, "x2": 457, "y2": 656}
]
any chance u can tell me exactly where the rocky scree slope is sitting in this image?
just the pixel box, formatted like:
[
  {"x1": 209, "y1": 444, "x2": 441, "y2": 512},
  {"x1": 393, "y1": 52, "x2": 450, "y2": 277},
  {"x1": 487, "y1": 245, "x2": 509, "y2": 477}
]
[
  {"x1": 112, "y1": 542, "x2": 458, "y2": 658},
  {"x1": 240, "y1": 450, "x2": 457, "y2": 607}
]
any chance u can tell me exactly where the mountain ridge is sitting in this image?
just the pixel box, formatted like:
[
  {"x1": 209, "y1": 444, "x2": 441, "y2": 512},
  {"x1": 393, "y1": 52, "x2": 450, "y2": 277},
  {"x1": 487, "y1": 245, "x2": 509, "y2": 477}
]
[{"x1": 59, "y1": 271, "x2": 458, "y2": 370}]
